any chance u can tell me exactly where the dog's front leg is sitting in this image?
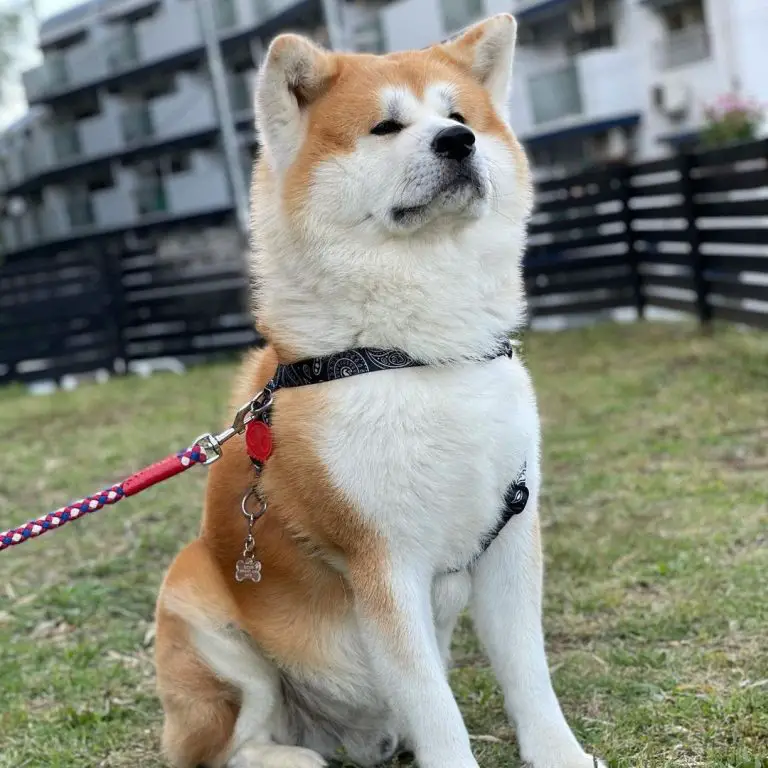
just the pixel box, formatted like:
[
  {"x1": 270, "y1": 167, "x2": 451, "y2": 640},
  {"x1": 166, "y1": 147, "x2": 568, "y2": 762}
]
[
  {"x1": 350, "y1": 558, "x2": 478, "y2": 768},
  {"x1": 469, "y1": 497, "x2": 605, "y2": 768}
]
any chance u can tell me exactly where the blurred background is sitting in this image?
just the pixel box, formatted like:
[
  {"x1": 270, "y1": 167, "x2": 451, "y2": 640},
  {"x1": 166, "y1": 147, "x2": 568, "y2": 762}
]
[{"x1": 0, "y1": 0, "x2": 766, "y2": 386}]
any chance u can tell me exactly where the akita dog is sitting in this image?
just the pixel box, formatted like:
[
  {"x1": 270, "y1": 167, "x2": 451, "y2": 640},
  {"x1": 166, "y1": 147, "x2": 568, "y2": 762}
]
[{"x1": 154, "y1": 14, "x2": 604, "y2": 768}]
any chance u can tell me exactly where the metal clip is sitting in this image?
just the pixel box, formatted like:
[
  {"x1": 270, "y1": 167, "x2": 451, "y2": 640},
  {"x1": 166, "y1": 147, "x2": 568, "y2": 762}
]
[{"x1": 193, "y1": 388, "x2": 274, "y2": 465}]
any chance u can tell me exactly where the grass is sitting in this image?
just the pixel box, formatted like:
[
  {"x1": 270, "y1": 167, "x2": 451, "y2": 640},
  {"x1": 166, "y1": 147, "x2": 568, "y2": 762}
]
[{"x1": 1, "y1": 321, "x2": 767, "y2": 768}]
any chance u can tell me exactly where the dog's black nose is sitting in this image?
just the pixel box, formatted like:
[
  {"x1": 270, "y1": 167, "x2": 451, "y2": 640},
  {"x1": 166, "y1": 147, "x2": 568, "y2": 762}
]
[{"x1": 431, "y1": 124, "x2": 475, "y2": 161}]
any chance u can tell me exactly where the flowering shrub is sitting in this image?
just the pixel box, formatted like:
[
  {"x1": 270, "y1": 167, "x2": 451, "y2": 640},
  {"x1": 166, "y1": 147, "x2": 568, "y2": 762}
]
[{"x1": 701, "y1": 93, "x2": 764, "y2": 148}]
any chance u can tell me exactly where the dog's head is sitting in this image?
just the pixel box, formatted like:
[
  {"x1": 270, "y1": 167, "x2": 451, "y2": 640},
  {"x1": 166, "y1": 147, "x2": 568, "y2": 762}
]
[{"x1": 251, "y1": 15, "x2": 532, "y2": 357}]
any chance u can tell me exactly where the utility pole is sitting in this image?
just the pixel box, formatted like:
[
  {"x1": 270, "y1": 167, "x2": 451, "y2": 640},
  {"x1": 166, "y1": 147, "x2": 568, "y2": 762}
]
[{"x1": 195, "y1": 0, "x2": 251, "y2": 243}]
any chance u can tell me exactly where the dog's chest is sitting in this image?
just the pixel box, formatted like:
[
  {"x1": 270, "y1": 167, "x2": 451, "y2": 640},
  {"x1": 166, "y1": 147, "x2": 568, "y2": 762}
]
[{"x1": 318, "y1": 356, "x2": 538, "y2": 568}]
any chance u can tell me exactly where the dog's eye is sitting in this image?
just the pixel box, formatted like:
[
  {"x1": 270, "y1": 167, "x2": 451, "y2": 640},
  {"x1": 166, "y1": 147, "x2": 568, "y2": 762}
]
[
  {"x1": 449, "y1": 112, "x2": 466, "y2": 124},
  {"x1": 371, "y1": 120, "x2": 404, "y2": 136}
]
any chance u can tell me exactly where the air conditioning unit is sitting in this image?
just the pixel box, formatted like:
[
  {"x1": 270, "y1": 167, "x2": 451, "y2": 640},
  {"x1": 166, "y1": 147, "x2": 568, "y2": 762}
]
[{"x1": 652, "y1": 80, "x2": 691, "y2": 121}]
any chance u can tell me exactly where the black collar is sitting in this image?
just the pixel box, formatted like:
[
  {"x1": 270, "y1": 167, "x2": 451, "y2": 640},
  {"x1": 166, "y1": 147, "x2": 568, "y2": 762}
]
[{"x1": 269, "y1": 337, "x2": 516, "y2": 391}]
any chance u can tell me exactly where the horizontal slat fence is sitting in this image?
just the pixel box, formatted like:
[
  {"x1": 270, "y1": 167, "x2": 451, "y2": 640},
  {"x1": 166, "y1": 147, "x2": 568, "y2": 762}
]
[
  {"x1": 525, "y1": 138, "x2": 768, "y2": 330},
  {"x1": 1, "y1": 139, "x2": 767, "y2": 385}
]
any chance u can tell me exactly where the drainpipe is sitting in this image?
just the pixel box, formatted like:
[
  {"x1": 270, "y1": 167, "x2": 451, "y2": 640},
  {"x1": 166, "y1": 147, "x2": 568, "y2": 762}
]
[{"x1": 195, "y1": 0, "x2": 251, "y2": 244}]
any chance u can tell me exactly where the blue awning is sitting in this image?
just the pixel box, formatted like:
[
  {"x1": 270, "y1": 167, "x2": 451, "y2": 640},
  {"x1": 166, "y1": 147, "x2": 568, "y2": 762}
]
[
  {"x1": 523, "y1": 114, "x2": 642, "y2": 147},
  {"x1": 516, "y1": 0, "x2": 575, "y2": 24}
]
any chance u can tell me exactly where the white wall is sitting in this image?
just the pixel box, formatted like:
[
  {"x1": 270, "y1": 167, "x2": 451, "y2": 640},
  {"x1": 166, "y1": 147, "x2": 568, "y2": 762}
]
[
  {"x1": 731, "y1": 0, "x2": 768, "y2": 107},
  {"x1": 381, "y1": 0, "x2": 445, "y2": 52}
]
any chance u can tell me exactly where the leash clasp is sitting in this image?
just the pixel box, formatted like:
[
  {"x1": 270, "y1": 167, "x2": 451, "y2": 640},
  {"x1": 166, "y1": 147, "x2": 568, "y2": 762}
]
[{"x1": 194, "y1": 389, "x2": 274, "y2": 465}]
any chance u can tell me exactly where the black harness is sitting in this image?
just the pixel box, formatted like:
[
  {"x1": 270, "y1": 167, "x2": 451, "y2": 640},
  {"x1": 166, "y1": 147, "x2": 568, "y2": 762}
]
[{"x1": 249, "y1": 337, "x2": 529, "y2": 569}]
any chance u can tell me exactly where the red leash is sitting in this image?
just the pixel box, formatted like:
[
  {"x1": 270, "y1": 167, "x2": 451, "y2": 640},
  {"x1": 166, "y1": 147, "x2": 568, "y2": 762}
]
[{"x1": 0, "y1": 394, "x2": 266, "y2": 553}]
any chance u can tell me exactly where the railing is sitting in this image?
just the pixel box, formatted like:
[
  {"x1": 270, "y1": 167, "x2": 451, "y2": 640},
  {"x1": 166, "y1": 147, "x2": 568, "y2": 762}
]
[
  {"x1": 214, "y1": 0, "x2": 239, "y2": 30},
  {"x1": 121, "y1": 104, "x2": 155, "y2": 144},
  {"x1": 108, "y1": 27, "x2": 140, "y2": 73},
  {"x1": 52, "y1": 125, "x2": 82, "y2": 164},
  {"x1": 657, "y1": 24, "x2": 711, "y2": 70},
  {"x1": 228, "y1": 73, "x2": 252, "y2": 114},
  {"x1": 440, "y1": 0, "x2": 484, "y2": 35},
  {"x1": 45, "y1": 52, "x2": 70, "y2": 92},
  {"x1": 252, "y1": 0, "x2": 272, "y2": 23},
  {"x1": 67, "y1": 196, "x2": 95, "y2": 228},
  {"x1": 135, "y1": 178, "x2": 168, "y2": 216},
  {"x1": 353, "y1": 16, "x2": 386, "y2": 54},
  {"x1": 530, "y1": 64, "x2": 582, "y2": 125}
]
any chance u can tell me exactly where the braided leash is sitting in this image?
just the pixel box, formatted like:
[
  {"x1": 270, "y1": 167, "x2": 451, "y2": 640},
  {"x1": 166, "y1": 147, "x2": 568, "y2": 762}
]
[
  {"x1": 0, "y1": 390, "x2": 270, "y2": 554},
  {"x1": 0, "y1": 444, "x2": 208, "y2": 552}
]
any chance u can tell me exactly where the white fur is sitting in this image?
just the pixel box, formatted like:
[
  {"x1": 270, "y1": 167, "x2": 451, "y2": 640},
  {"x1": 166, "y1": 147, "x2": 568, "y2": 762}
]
[{"x1": 190, "y1": 15, "x2": 605, "y2": 768}]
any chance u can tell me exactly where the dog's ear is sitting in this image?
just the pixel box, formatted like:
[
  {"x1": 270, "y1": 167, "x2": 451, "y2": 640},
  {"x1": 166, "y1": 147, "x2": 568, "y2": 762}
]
[
  {"x1": 255, "y1": 33, "x2": 337, "y2": 172},
  {"x1": 442, "y1": 14, "x2": 517, "y2": 110}
]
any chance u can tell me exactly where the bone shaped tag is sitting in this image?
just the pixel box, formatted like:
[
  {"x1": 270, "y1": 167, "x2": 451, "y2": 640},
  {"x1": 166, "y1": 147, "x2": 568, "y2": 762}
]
[{"x1": 235, "y1": 557, "x2": 262, "y2": 583}]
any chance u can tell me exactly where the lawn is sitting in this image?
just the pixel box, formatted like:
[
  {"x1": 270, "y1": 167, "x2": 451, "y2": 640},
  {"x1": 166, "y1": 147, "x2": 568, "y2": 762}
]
[{"x1": 1, "y1": 321, "x2": 767, "y2": 768}]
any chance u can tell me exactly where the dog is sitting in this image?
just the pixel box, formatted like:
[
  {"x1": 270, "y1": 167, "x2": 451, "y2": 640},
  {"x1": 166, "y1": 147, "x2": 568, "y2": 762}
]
[{"x1": 154, "y1": 14, "x2": 605, "y2": 768}]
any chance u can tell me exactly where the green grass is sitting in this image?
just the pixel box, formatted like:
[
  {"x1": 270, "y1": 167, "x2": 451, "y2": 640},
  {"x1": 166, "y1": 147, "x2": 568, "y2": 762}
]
[{"x1": 1, "y1": 321, "x2": 767, "y2": 768}]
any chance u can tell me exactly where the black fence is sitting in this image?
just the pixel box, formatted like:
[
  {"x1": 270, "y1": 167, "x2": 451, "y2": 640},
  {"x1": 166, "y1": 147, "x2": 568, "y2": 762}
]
[
  {"x1": 0, "y1": 231, "x2": 258, "y2": 385},
  {"x1": 526, "y1": 138, "x2": 768, "y2": 329},
  {"x1": 1, "y1": 139, "x2": 767, "y2": 385}
]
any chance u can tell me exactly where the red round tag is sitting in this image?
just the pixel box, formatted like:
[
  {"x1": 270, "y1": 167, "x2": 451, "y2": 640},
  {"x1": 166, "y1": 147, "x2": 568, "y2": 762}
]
[{"x1": 245, "y1": 420, "x2": 273, "y2": 463}]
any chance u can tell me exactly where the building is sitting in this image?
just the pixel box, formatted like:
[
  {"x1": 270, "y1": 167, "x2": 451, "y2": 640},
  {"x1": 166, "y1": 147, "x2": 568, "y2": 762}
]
[
  {"x1": 2, "y1": 0, "x2": 768, "y2": 258},
  {"x1": 0, "y1": 0, "x2": 382, "y2": 257},
  {"x1": 507, "y1": 0, "x2": 768, "y2": 173}
]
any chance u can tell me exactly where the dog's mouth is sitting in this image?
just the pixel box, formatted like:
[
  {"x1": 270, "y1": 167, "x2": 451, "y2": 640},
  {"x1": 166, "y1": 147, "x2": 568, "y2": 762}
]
[{"x1": 390, "y1": 174, "x2": 485, "y2": 227}]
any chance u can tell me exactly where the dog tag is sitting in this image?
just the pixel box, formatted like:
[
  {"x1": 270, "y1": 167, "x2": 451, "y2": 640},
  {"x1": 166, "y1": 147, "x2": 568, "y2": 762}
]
[
  {"x1": 245, "y1": 420, "x2": 273, "y2": 463},
  {"x1": 235, "y1": 556, "x2": 263, "y2": 583}
]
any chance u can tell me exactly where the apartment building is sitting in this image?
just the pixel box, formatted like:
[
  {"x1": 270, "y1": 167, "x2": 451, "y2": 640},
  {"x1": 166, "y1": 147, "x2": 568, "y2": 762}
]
[
  {"x1": 506, "y1": 0, "x2": 768, "y2": 173},
  {"x1": 2, "y1": 0, "x2": 768, "y2": 258},
  {"x1": 0, "y1": 0, "x2": 367, "y2": 256}
]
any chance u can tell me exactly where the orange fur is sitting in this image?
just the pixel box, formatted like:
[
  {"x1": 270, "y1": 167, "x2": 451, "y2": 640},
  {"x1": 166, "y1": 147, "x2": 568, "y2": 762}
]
[{"x1": 282, "y1": 42, "x2": 520, "y2": 214}]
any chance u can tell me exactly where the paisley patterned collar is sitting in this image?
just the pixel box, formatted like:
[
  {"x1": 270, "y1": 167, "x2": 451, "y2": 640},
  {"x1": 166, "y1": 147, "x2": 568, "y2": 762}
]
[{"x1": 269, "y1": 336, "x2": 516, "y2": 391}]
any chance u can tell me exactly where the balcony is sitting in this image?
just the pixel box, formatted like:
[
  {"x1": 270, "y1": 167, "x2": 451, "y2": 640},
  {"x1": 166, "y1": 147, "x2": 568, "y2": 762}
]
[
  {"x1": 66, "y1": 196, "x2": 95, "y2": 229},
  {"x1": 439, "y1": 0, "x2": 484, "y2": 35},
  {"x1": 352, "y1": 15, "x2": 386, "y2": 54},
  {"x1": 514, "y1": 48, "x2": 642, "y2": 138},
  {"x1": 52, "y1": 125, "x2": 82, "y2": 164},
  {"x1": 228, "y1": 72, "x2": 253, "y2": 115},
  {"x1": 214, "y1": 0, "x2": 239, "y2": 31},
  {"x1": 108, "y1": 27, "x2": 140, "y2": 73},
  {"x1": 657, "y1": 25, "x2": 711, "y2": 70},
  {"x1": 136, "y1": 177, "x2": 168, "y2": 216},
  {"x1": 530, "y1": 64, "x2": 582, "y2": 126},
  {"x1": 46, "y1": 52, "x2": 71, "y2": 92},
  {"x1": 121, "y1": 103, "x2": 155, "y2": 144}
]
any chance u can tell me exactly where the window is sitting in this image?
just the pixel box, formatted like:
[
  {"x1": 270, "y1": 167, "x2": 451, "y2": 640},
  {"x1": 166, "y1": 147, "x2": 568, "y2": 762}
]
[
  {"x1": 87, "y1": 168, "x2": 115, "y2": 192},
  {"x1": 439, "y1": 0, "x2": 484, "y2": 35},
  {"x1": 566, "y1": 25, "x2": 615, "y2": 56},
  {"x1": 169, "y1": 154, "x2": 192, "y2": 174},
  {"x1": 660, "y1": 0, "x2": 705, "y2": 32}
]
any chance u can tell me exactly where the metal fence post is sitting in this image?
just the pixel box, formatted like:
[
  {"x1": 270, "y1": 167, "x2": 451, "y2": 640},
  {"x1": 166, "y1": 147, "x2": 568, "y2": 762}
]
[
  {"x1": 619, "y1": 163, "x2": 644, "y2": 320},
  {"x1": 678, "y1": 151, "x2": 710, "y2": 329},
  {"x1": 102, "y1": 242, "x2": 127, "y2": 373}
]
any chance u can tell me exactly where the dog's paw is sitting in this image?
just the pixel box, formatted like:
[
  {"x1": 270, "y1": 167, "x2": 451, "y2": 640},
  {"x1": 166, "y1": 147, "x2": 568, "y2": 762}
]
[{"x1": 229, "y1": 744, "x2": 327, "y2": 768}]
